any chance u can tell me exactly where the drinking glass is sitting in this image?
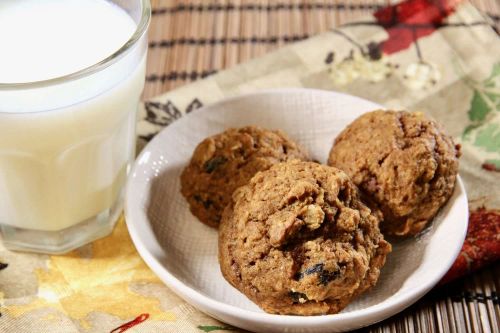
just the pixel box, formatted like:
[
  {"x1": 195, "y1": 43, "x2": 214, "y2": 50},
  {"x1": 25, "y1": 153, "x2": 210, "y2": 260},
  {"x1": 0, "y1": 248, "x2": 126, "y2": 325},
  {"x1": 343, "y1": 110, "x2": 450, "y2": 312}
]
[{"x1": 0, "y1": 0, "x2": 151, "y2": 253}]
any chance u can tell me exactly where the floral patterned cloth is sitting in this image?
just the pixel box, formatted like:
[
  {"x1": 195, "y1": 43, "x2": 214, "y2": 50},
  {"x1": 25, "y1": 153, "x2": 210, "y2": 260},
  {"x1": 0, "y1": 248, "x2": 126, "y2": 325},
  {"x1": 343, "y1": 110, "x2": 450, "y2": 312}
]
[{"x1": 1, "y1": 1, "x2": 498, "y2": 332}]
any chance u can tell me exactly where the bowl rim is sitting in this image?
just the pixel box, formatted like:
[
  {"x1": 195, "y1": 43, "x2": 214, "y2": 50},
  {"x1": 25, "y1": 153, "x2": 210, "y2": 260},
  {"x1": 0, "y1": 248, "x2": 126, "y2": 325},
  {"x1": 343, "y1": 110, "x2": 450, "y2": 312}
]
[{"x1": 125, "y1": 88, "x2": 468, "y2": 328}]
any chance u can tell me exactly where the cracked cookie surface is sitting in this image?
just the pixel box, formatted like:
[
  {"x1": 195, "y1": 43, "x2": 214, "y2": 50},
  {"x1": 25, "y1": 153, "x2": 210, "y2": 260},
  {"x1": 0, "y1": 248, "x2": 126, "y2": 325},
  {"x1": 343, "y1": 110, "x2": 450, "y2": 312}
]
[
  {"x1": 328, "y1": 110, "x2": 460, "y2": 236},
  {"x1": 218, "y1": 161, "x2": 390, "y2": 315},
  {"x1": 181, "y1": 126, "x2": 308, "y2": 227}
]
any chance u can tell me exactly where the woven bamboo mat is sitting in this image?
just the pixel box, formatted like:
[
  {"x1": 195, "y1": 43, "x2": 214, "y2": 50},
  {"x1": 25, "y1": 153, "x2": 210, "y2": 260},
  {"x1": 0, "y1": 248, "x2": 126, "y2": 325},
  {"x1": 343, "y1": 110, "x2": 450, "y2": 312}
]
[
  {"x1": 143, "y1": 1, "x2": 500, "y2": 332},
  {"x1": 144, "y1": 0, "x2": 500, "y2": 99}
]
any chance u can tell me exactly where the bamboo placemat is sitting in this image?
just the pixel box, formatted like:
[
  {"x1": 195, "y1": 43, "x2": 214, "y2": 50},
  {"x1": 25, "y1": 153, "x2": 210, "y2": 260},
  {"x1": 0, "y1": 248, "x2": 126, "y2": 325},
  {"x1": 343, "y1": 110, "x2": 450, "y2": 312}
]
[
  {"x1": 142, "y1": 1, "x2": 500, "y2": 332},
  {"x1": 144, "y1": 0, "x2": 500, "y2": 99}
]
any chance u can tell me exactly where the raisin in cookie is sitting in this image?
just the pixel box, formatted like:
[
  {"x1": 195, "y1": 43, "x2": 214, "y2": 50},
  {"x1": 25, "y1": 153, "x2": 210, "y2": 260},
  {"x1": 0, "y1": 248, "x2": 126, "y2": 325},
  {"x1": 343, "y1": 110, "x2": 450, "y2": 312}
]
[
  {"x1": 181, "y1": 126, "x2": 308, "y2": 227},
  {"x1": 328, "y1": 110, "x2": 460, "y2": 236},
  {"x1": 219, "y1": 160, "x2": 390, "y2": 315}
]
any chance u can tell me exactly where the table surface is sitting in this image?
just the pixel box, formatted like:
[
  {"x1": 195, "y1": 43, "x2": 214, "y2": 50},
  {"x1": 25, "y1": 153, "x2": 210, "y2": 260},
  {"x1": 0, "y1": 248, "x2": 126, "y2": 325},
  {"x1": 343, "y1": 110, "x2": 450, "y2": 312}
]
[{"x1": 143, "y1": 1, "x2": 500, "y2": 332}]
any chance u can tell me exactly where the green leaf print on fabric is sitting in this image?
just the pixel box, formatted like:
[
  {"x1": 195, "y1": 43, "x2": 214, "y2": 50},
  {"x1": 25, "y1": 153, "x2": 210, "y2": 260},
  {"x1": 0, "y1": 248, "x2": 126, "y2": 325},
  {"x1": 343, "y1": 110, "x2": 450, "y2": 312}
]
[
  {"x1": 469, "y1": 90, "x2": 491, "y2": 122},
  {"x1": 474, "y1": 123, "x2": 500, "y2": 153},
  {"x1": 466, "y1": 63, "x2": 500, "y2": 122},
  {"x1": 462, "y1": 62, "x2": 500, "y2": 169}
]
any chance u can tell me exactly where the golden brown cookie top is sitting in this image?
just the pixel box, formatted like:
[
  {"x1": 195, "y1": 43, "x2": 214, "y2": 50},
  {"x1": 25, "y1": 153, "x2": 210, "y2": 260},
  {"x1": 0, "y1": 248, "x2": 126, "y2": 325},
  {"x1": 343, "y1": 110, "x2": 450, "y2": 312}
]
[
  {"x1": 328, "y1": 110, "x2": 460, "y2": 236},
  {"x1": 181, "y1": 126, "x2": 308, "y2": 227},
  {"x1": 219, "y1": 160, "x2": 390, "y2": 315}
]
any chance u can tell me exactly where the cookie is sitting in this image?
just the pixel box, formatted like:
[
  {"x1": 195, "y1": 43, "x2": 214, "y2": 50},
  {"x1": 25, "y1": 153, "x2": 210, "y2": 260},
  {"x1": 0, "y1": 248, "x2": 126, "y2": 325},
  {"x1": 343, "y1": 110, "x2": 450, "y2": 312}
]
[
  {"x1": 219, "y1": 160, "x2": 391, "y2": 315},
  {"x1": 181, "y1": 126, "x2": 308, "y2": 227},
  {"x1": 328, "y1": 110, "x2": 460, "y2": 236}
]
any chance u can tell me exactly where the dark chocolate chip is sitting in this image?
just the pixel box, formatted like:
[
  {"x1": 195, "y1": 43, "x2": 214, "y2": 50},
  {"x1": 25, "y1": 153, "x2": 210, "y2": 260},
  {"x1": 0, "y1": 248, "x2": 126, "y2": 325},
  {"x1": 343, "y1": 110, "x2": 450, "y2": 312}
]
[
  {"x1": 193, "y1": 195, "x2": 213, "y2": 209},
  {"x1": 319, "y1": 269, "x2": 340, "y2": 286},
  {"x1": 295, "y1": 263, "x2": 340, "y2": 285},
  {"x1": 289, "y1": 291, "x2": 308, "y2": 303},
  {"x1": 295, "y1": 263, "x2": 324, "y2": 280},
  {"x1": 202, "y1": 198, "x2": 213, "y2": 209},
  {"x1": 0, "y1": 262, "x2": 7, "y2": 270},
  {"x1": 305, "y1": 263, "x2": 324, "y2": 275},
  {"x1": 203, "y1": 156, "x2": 228, "y2": 173}
]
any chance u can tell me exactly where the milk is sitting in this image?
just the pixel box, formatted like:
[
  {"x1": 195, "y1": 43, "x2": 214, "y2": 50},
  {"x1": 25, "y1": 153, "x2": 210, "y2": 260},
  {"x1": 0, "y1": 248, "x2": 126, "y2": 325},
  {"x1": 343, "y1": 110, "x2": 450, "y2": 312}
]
[{"x1": 0, "y1": 0, "x2": 147, "y2": 234}]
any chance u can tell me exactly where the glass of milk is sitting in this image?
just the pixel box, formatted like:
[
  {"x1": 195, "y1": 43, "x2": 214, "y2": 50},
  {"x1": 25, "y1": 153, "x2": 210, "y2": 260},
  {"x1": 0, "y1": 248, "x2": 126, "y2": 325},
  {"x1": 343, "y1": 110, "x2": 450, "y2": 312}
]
[{"x1": 0, "y1": 0, "x2": 150, "y2": 253}]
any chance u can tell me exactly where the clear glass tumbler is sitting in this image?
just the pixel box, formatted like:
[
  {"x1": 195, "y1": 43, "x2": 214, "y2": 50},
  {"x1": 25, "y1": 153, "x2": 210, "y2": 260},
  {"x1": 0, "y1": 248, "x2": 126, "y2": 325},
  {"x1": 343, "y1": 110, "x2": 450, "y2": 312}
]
[{"x1": 0, "y1": 0, "x2": 151, "y2": 254}]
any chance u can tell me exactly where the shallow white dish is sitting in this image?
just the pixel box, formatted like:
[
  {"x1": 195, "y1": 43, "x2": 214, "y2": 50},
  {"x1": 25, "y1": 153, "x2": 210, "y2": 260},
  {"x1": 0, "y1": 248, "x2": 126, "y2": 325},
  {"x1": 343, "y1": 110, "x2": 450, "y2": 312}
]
[{"x1": 125, "y1": 88, "x2": 468, "y2": 333}]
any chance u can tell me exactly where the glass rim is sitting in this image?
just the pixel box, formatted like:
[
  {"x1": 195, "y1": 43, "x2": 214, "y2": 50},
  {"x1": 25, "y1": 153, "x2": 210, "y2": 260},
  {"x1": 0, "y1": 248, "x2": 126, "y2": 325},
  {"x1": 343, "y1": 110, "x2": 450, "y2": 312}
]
[{"x1": 0, "y1": 0, "x2": 151, "y2": 90}]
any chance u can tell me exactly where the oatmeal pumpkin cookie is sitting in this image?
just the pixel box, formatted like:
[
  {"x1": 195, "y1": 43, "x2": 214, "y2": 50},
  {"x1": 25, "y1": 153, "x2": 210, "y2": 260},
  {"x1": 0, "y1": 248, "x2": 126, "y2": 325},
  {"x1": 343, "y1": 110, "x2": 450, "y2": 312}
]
[
  {"x1": 181, "y1": 126, "x2": 308, "y2": 227},
  {"x1": 219, "y1": 161, "x2": 390, "y2": 315},
  {"x1": 328, "y1": 110, "x2": 460, "y2": 236}
]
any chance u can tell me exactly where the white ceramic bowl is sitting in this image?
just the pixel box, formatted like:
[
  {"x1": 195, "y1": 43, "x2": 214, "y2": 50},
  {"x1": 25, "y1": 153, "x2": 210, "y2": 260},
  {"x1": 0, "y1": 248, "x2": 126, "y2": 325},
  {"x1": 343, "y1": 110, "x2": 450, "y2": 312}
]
[{"x1": 125, "y1": 88, "x2": 468, "y2": 333}]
